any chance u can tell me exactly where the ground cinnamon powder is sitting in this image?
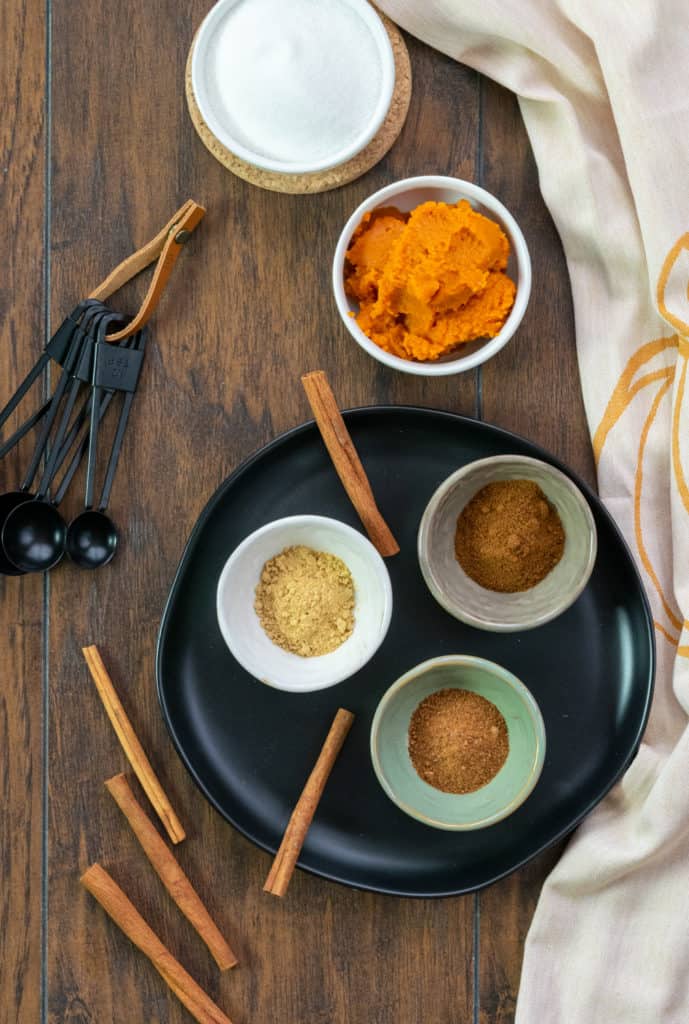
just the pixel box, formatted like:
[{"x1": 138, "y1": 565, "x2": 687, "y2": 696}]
[
  {"x1": 408, "y1": 688, "x2": 509, "y2": 794},
  {"x1": 454, "y1": 478, "x2": 565, "y2": 593}
]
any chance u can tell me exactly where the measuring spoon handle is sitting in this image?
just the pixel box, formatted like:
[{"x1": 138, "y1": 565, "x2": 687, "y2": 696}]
[
  {"x1": 53, "y1": 390, "x2": 116, "y2": 507},
  {"x1": 0, "y1": 303, "x2": 95, "y2": 434},
  {"x1": 53, "y1": 328, "x2": 135, "y2": 507},
  {"x1": 98, "y1": 390, "x2": 135, "y2": 513},
  {"x1": 0, "y1": 350, "x2": 52, "y2": 432},
  {"x1": 19, "y1": 326, "x2": 83, "y2": 490},
  {"x1": 82, "y1": 312, "x2": 126, "y2": 509},
  {"x1": 0, "y1": 399, "x2": 51, "y2": 461},
  {"x1": 91, "y1": 328, "x2": 146, "y2": 512},
  {"x1": 36, "y1": 371, "x2": 84, "y2": 498}
]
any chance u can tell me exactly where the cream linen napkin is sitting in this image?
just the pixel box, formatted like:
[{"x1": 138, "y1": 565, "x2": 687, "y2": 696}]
[{"x1": 377, "y1": 2, "x2": 689, "y2": 1020}]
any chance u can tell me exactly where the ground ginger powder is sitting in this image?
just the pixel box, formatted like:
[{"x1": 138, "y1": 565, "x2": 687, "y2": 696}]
[
  {"x1": 344, "y1": 200, "x2": 516, "y2": 362},
  {"x1": 254, "y1": 545, "x2": 355, "y2": 657}
]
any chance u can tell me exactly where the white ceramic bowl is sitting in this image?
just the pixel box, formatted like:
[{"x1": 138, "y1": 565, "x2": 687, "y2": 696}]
[
  {"x1": 418, "y1": 455, "x2": 597, "y2": 632},
  {"x1": 191, "y1": 0, "x2": 395, "y2": 175},
  {"x1": 216, "y1": 515, "x2": 393, "y2": 692},
  {"x1": 332, "y1": 175, "x2": 532, "y2": 376}
]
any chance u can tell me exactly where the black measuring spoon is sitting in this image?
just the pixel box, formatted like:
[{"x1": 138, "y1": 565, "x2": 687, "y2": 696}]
[
  {"x1": 0, "y1": 314, "x2": 91, "y2": 575},
  {"x1": 0, "y1": 340, "x2": 130, "y2": 575},
  {"x1": 1, "y1": 310, "x2": 120, "y2": 572},
  {"x1": 66, "y1": 328, "x2": 147, "y2": 569}
]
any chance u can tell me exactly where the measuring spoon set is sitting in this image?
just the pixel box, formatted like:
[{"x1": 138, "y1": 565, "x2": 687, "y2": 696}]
[
  {"x1": 0, "y1": 302, "x2": 147, "y2": 575},
  {"x1": 0, "y1": 201, "x2": 205, "y2": 578}
]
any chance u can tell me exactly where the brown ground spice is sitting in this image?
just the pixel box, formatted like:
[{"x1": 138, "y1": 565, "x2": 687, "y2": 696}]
[
  {"x1": 454, "y1": 478, "x2": 565, "y2": 593},
  {"x1": 408, "y1": 688, "x2": 509, "y2": 794},
  {"x1": 254, "y1": 545, "x2": 355, "y2": 657}
]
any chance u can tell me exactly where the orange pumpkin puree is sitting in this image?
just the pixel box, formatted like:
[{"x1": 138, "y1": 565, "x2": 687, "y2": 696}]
[{"x1": 344, "y1": 200, "x2": 516, "y2": 362}]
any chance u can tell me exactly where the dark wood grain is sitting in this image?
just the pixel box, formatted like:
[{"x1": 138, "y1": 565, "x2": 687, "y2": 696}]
[
  {"x1": 478, "y1": 844, "x2": 565, "y2": 1024},
  {"x1": 0, "y1": 3, "x2": 46, "y2": 1023},
  {"x1": 47, "y1": 11, "x2": 479, "y2": 1023},
  {"x1": 477, "y1": 79, "x2": 595, "y2": 1024}
]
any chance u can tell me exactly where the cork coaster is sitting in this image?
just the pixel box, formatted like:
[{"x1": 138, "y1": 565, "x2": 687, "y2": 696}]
[{"x1": 185, "y1": 15, "x2": 411, "y2": 195}]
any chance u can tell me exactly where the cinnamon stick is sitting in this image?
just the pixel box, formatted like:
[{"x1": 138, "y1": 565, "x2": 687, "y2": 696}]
[
  {"x1": 105, "y1": 773, "x2": 237, "y2": 970},
  {"x1": 301, "y1": 371, "x2": 399, "y2": 557},
  {"x1": 264, "y1": 707, "x2": 355, "y2": 898},
  {"x1": 81, "y1": 864, "x2": 232, "y2": 1024},
  {"x1": 82, "y1": 645, "x2": 185, "y2": 844}
]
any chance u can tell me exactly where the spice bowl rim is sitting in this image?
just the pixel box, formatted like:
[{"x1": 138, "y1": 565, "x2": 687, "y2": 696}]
[
  {"x1": 370, "y1": 654, "x2": 546, "y2": 831},
  {"x1": 332, "y1": 174, "x2": 532, "y2": 377},
  {"x1": 417, "y1": 454, "x2": 598, "y2": 632},
  {"x1": 191, "y1": 0, "x2": 396, "y2": 175},
  {"x1": 215, "y1": 513, "x2": 393, "y2": 693}
]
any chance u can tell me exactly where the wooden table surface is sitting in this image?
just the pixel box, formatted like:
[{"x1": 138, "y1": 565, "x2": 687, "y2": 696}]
[{"x1": 1, "y1": 5, "x2": 594, "y2": 1022}]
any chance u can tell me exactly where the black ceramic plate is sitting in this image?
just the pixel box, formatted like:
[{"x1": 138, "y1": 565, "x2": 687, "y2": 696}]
[{"x1": 156, "y1": 407, "x2": 654, "y2": 897}]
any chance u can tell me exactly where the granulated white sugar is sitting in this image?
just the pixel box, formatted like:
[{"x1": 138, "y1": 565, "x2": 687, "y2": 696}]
[{"x1": 202, "y1": 0, "x2": 386, "y2": 167}]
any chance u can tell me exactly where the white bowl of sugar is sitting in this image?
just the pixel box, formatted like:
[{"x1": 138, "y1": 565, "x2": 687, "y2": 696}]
[{"x1": 191, "y1": 0, "x2": 396, "y2": 175}]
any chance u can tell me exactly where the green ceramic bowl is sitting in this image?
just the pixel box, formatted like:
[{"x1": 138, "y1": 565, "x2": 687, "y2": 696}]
[{"x1": 370, "y1": 655, "x2": 546, "y2": 830}]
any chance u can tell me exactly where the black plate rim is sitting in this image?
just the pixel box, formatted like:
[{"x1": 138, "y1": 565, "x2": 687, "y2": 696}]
[{"x1": 156, "y1": 406, "x2": 656, "y2": 897}]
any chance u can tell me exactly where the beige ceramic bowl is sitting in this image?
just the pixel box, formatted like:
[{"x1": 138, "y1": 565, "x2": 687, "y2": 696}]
[{"x1": 417, "y1": 455, "x2": 597, "y2": 632}]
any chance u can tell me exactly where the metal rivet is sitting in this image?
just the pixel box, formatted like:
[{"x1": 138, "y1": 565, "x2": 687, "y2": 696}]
[{"x1": 175, "y1": 229, "x2": 191, "y2": 244}]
